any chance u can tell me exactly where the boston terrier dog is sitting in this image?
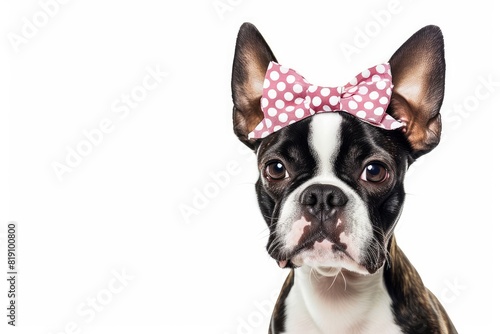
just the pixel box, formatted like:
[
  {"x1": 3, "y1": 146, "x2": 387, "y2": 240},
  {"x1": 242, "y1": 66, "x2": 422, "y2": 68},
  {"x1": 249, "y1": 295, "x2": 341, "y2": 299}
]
[{"x1": 231, "y1": 23, "x2": 457, "y2": 334}]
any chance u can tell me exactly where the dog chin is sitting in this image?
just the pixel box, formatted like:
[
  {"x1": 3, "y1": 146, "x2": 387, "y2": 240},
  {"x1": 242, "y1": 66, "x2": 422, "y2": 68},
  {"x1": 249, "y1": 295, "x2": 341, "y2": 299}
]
[{"x1": 289, "y1": 247, "x2": 373, "y2": 276}]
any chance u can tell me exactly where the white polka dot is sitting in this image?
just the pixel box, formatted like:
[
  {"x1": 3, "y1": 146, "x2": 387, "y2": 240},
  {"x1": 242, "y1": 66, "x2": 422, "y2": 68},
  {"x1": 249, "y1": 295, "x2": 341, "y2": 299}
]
[
  {"x1": 288, "y1": 120, "x2": 296, "y2": 125},
  {"x1": 268, "y1": 89, "x2": 277, "y2": 99},
  {"x1": 391, "y1": 121, "x2": 402, "y2": 129},
  {"x1": 308, "y1": 85, "x2": 318, "y2": 93},
  {"x1": 356, "y1": 110, "x2": 367, "y2": 118},
  {"x1": 255, "y1": 122, "x2": 264, "y2": 131},
  {"x1": 348, "y1": 101, "x2": 358, "y2": 110},
  {"x1": 348, "y1": 86, "x2": 358, "y2": 94},
  {"x1": 304, "y1": 96, "x2": 311, "y2": 109},
  {"x1": 372, "y1": 75, "x2": 381, "y2": 82},
  {"x1": 278, "y1": 113, "x2": 288, "y2": 123},
  {"x1": 270, "y1": 71, "x2": 280, "y2": 81},
  {"x1": 323, "y1": 105, "x2": 332, "y2": 111},
  {"x1": 274, "y1": 125, "x2": 282, "y2": 132},
  {"x1": 286, "y1": 75, "x2": 296, "y2": 83},
  {"x1": 379, "y1": 96, "x2": 388, "y2": 105},
  {"x1": 279, "y1": 66, "x2": 289, "y2": 74},
  {"x1": 275, "y1": 100, "x2": 285, "y2": 109},
  {"x1": 329, "y1": 96, "x2": 340, "y2": 106},
  {"x1": 376, "y1": 81, "x2": 386, "y2": 90},
  {"x1": 358, "y1": 86, "x2": 368, "y2": 95},
  {"x1": 337, "y1": 87, "x2": 344, "y2": 94},
  {"x1": 295, "y1": 108, "x2": 304, "y2": 118},
  {"x1": 265, "y1": 118, "x2": 272, "y2": 128},
  {"x1": 386, "y1": 87, "x2": 392, "y2": 95},
  {"x1": 295, "y1": 97, "x2": 304, "y2": 105},
  {"x1": 376, "y1": 64, "x2": 386, "y2": 73},
  {"x1": 354, "y1": 95, "x2": 362, "y2": 102},
  {"x1": 361, "y1": 69, "x2": 371, "y2": 78},
  {"x1": 312, "y1": 96, "x2": 322, "y2": 107},
  {"x1": 285, "y1": 105, "x2": 294, "y2": 112},
  {"x1": 268, "y1": 108, "x2": 277, "y2": 117},
  {"x1": 374, "y1": 107, "x2": 384, "y2": 115},
  {"x1": 321, "y1": 88, "x2": 330, "y2": 96},
  {"x1": 263, "y1": 79, "x2": 270, "y2": 89},
  {"x1": 277, "y1": 82, "x2": 286, "y2": 91},
  {"x1": 284, "y1": 92, "x2": 294, "y2": 101},
  {"x1": 261, "y1": 98, "x2": 269, "y2": 108},
  {"x1": 267, "y1": 62, "x2": 274, "y2": 70},
  {"x1": 293, "y1": 84, "x2": 303, "y2": 93},
  {"x1": 364, "y1": 101, "x2": 374, "y2": 110},
  {"x1": 262, "y1": 131, "x2": 269, "y2": 137},
  {"x1": 369, "y1": 91, "x2": 379, "y2": 100},
  {"x1": 349, "y1": 77, "x2": 358, "y2": 85},
  {"x1": 248, "y1": 132, "x2": 255, "y2": 139}
]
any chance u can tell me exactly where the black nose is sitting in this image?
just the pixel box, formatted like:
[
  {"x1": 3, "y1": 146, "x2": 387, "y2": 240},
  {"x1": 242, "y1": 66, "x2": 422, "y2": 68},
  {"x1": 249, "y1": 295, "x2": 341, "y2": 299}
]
[{"x1": 299, "y1": 184, "x2": 348, "y2": 221}]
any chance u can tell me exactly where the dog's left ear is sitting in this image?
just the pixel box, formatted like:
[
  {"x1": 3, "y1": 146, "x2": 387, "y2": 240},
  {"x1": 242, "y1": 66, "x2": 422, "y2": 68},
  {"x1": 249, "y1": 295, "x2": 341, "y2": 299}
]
[
  {"x1": 231, "y1": 23, "x2": 277, "y2": 150},
  {"x1": 388, "y1": 25, "x2": 445, "y2": 159}
]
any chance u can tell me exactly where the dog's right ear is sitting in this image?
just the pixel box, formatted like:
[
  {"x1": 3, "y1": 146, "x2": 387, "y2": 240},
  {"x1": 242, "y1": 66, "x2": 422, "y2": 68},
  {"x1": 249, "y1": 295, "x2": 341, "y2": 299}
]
[
  {"x1": 388, "y1": 25, "x2": 445, "y2": 159},
  {"x1": 231, "y1": 23, "x2": 277, "y2": 149}
]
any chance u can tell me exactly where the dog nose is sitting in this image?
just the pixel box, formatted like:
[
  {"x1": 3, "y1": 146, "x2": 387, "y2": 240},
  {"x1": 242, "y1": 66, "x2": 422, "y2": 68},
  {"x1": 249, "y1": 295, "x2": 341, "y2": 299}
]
[{"x1": 299, "y1": 184, "x2": 348, "y2": 220}]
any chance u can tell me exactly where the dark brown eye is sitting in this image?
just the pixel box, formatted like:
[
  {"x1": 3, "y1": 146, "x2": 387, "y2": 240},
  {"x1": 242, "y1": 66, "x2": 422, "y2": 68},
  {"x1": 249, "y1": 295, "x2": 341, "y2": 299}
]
[
  {"x1": 360, "y1": 162, "x2": 389, "y2": 183},
  {"x1": 264, "y1": 161, "x2": 289, "y2": 181}
]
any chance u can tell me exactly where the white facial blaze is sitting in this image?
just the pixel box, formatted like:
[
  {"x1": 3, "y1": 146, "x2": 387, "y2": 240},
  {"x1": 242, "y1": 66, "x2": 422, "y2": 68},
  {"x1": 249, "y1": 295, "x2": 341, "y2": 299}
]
[{"x1": 310, "y1": 112, "x2": 342, "y2": 176}]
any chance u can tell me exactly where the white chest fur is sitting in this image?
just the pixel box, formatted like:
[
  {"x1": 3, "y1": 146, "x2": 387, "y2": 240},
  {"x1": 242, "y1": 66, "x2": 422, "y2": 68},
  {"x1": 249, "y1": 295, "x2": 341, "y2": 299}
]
[{"x1": 283, "y1": 266, "x2": 402, "y2": 334}]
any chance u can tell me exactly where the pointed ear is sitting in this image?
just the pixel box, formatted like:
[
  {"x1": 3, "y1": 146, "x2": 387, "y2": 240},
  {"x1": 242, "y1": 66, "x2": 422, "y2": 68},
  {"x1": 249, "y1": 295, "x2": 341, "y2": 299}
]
[
  {"x1": 231, "y1": 23, "x2": 277, "y2": 149},
  {"x1": 388, "y1": 25, "x2": 445, "y2": 159}
]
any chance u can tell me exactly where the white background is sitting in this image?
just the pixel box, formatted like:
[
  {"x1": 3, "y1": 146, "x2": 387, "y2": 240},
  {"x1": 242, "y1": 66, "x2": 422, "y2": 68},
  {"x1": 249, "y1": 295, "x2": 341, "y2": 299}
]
[{"x1": 2, "y1": 0, "x2": 499, "y2": 333}]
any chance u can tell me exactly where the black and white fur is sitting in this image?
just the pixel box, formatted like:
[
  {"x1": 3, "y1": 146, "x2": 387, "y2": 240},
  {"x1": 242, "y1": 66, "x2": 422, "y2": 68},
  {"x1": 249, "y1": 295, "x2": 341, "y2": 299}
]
[{"x1": 231, "y1": 23, "x2": 457, "y2": 334}]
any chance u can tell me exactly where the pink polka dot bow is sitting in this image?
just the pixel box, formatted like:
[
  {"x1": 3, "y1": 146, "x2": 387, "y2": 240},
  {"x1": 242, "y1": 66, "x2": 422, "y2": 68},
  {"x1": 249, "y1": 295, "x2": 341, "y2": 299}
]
[{"x1": 248, "y1": 62, "x2": 403, "y2": 139}]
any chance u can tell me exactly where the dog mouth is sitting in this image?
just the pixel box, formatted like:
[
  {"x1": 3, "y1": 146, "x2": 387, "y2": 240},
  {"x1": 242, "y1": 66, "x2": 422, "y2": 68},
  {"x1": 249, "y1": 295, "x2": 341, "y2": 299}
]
[{"x1": 276, "y1": 230, "x2": 355, "y2": 269}]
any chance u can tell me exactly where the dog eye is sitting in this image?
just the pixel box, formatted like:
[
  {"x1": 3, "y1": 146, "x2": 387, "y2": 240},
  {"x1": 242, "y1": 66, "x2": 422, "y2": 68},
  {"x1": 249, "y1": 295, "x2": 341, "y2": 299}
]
[
  {"x1": 360, "y1": 162, "x2": 389, "y2": 183},
  {"x1": 264, "y1": 161, "x2": 289, "y2": 181}
]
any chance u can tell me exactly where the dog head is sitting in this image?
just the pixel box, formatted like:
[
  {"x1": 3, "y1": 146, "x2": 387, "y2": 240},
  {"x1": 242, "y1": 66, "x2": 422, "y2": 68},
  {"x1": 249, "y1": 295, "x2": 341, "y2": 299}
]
[{"x1": 231, "y1": 23, "x2": 445, "y2": 275}]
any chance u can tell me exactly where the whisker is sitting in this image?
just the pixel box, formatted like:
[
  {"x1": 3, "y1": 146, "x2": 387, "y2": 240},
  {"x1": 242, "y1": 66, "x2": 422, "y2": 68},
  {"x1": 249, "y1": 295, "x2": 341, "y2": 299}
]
[
  {"x1": 309, "y1": 267, "x2": 314, "y2": 285},
  {"x1": 339, "y1": 270, "x2": 347, "y2": 291},
  {"x1": 313, "y1": 268, "x2": 322, "y2": 281},
  {"x1": 370, "y1": 226, "x2": 391, "y2": 267},
  {"x1": 327, "y1": 271, "x2": 339, "y2": 291}
]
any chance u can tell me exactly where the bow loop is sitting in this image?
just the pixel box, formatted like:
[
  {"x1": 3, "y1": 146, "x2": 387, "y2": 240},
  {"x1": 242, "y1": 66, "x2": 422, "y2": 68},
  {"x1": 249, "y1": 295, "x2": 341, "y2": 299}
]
[{"x1": 249, "y1": 62, "x2": 402, "y2": 139}]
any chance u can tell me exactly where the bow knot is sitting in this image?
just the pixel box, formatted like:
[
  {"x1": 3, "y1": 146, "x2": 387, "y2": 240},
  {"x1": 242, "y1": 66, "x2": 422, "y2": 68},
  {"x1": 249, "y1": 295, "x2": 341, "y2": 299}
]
[{"x1": 249, "y1": 62, "x2": 402, "y2": 139}]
